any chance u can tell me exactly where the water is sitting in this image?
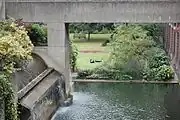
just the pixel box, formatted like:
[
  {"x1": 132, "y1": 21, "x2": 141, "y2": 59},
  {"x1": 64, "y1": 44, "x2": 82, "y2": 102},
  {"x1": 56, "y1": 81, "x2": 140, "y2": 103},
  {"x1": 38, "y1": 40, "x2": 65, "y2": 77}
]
[{"x1": 52, "y1": 83, "x2": 180, "y2": 120}]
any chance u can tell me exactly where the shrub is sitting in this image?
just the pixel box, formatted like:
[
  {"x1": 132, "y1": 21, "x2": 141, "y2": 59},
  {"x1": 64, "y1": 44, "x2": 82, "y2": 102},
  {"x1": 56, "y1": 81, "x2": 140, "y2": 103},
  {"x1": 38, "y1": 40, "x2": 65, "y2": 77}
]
[
  {"x1": 76, "y1": 69, "x2": 93, "y2": 79},
  {"x1": 0, "y1": 20, "x2": 33, "y2": 72},
  {"x1": 155, "y1": 65, "x2": 174, "y2": 81},
  {"x1": 144, "y1": 65, "x2": 174, "y2": 81},
  {"x1": 70, "y1": 40, "x2": 78, "y2": 72},
  {"x1": 73, "y1": 32, "x2": 86, "y2": 39},
  {"x1": 27, "y1": 24, "x2": 47, "y2": 46},
  {"x1": 0, "y1": 19, "x2": 33, "y2": 120}
]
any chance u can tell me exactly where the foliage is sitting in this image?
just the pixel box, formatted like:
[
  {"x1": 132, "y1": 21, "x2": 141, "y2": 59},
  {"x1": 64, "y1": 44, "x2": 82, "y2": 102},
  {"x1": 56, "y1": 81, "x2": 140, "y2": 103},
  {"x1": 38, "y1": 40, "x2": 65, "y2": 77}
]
[
  {"x1": 106, "y1": 24, "x2": 153, "y2": 79},
  {"x1": 107, "y1": 24, "x2": 173, "y2": 81},
  {"x1": 76, "y1": 69, "x2": 93, "y2": 79},
  {"x1": 140, "y1": 24, "x2": 164, "y2": 47},
  {"x1": 27, "y1": 24, "x2": 47, "y2": 46},
  {"x1": 144, "y1": 65, "x2": 174, "y2": 81},
  {"x1": 0, "y1": 19, "x2": 33, "y2": 120},
  {"x1": 76, "y1": 24, "x2": 173, "y2": 81},
  {"x1": 0, "y1": 20, "x2": 33, "y2": 73},
  {"x1": 0, "y1": 73, "x2": 18, "y2": 120},
  {"x1": 73, "y1": 32, "x2": 86, "y2": 39},
  {"x1": 70, "y1": 39, "x2": 78, "y2": 72}
]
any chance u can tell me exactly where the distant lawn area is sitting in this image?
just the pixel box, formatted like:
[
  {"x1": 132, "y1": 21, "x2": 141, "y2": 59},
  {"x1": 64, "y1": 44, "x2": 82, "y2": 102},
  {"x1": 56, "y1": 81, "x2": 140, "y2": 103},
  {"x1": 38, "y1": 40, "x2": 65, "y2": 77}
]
[
  {"x1": 70, "y1": 33, "x2": 111, "y2": 70},
  {"x1": 70, "y1": 33, "x2": 111, "y2": 51},
  {"x1": 77, "y1": 53, "x2": 110, "y2": 69}
]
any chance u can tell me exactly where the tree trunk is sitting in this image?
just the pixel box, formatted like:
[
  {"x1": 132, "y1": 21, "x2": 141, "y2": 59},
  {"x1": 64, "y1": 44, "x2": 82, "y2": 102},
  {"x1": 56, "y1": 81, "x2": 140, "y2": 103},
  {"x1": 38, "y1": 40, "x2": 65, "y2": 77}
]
[{"x1": 88, "y1": 32, "x2": 91, "y2": 40}]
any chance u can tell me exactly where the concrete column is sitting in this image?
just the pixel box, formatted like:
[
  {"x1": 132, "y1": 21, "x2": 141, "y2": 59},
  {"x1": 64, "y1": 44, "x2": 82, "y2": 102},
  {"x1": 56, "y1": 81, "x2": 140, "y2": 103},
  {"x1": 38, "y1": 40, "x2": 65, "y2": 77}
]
[
  {"x1": 0, "y1": 0, "x2": 5, "y2": 20},
  {"x1": 47, "y1": 23, "x2": 71, "y2": 95}
]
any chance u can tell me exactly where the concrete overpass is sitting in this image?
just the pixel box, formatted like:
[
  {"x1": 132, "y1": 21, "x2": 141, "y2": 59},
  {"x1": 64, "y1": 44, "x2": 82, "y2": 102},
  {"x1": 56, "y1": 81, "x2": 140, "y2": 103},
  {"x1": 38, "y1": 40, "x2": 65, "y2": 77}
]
[
  {"x1": 4, "y1": 0, "x2": 180, "y2": 23},
  {"x1": 1, "y1": 0, "x2": 180, "y2": 119},
  {"x1": 2, "y1": 0, "x2": 180, "y2": 94}
]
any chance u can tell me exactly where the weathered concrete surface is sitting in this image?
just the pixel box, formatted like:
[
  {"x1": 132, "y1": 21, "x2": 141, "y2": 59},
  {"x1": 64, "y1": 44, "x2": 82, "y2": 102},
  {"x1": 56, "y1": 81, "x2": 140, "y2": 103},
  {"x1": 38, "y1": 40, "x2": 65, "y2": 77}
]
[
  {"x1": 0, "y1": 0, "x2": 5, "y2": 20},
  {"x1": 18, "y1": 68, "x2": 53, "y2": 99},
  {"x1": 5, "y1": 0, "x2": 180, "y2": 23},
  {"x1": 33, "y1": 46, "x2": 72, "y2": 95},
  {"x1": 6, "y1": 0, "x2": 180, "y2": 2},
  {"x1": 13, "y1": 54, "x2": 47, "y2": 91},
  {"x1": 20, "y1": 71, "x2": 65, "y2": 120}
]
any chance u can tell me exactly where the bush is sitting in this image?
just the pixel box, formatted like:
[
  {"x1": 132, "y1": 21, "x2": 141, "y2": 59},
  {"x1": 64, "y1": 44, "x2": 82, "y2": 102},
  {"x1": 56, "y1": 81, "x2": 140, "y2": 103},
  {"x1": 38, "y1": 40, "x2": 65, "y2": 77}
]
[
  {"x1": 76, "y1": 69, "x2": 93, "y2": 79},
  {"x1": 73, "y1": 32, "x2": 86, "y2": 39},
  {"x1": 70, "y1": 40, "x2": 78, "y2": 72},
  {"x1": 144, "y1": 65, "x2": 174, "y2": 81},
  {"x1": 0, "y1": 19, "x2": 33, "y2": 120},
  {"x1": 0, "y1": 20, "x2": 33, "y2": 72},
  {"x1": 27, "y1": 24, "x2": 47, "y2": 46}
]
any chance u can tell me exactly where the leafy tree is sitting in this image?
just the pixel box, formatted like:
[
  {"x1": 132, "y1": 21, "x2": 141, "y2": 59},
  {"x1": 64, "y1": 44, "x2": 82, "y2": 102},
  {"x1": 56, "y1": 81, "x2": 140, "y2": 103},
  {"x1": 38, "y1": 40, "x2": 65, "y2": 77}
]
[{"x1": 83, "y1": 24, "x2": 173, "y2": 81}]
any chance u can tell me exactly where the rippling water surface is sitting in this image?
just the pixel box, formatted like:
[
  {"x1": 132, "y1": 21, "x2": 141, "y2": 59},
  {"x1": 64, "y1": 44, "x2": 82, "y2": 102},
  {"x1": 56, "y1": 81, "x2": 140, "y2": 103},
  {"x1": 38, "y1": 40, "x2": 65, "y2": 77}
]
[{"x1": 52, "y1": 83, "x2": 180, "y2": 120}]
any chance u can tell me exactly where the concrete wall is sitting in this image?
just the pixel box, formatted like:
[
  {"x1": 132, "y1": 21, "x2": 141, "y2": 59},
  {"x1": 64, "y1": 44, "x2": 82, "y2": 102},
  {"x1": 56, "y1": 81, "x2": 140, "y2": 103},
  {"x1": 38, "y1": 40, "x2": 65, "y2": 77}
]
[
  {"x1": 32, "y1": 23, "x2": 71, "y2": 95},
  {"x1": 0, "y1": 0, "x2": 5, "y2": 19},
  {"x1": 14, "y1": 54, "x2": 47, "y2": 91},
  {"x1": 5, "y1": 0, "x2": 180, "y2": 23}
]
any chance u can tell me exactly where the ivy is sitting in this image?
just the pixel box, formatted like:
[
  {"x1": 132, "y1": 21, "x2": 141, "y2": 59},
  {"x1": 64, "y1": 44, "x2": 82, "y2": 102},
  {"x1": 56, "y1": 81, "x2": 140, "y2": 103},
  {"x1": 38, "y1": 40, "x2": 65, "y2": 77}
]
[
  {"x1": 0, "y1": 73, "x2": 18, "y2": 120},
  {"x1": 0, "y1": 19, "x2": 33, "y2": 119}
]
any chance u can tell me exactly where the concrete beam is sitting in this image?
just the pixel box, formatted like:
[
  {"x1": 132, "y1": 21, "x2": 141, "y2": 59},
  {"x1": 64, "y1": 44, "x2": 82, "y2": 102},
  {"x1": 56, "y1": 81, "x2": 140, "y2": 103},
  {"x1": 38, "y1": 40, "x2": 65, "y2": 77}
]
[
  {"x1": 5, "y1": 1, "x2": 180, "y2": 23},
  {"x1": 5, "y1": 0, "x2": 180, "y2": 3}
]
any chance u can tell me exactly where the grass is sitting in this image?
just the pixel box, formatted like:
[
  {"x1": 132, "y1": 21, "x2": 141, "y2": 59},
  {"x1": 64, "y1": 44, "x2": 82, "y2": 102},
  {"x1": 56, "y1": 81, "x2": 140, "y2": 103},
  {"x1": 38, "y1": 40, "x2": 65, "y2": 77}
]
[
  {"x1": 70, "y1": 33, "x2": 111, "y2": 42},
  {"x1": 77, "y1": 53, "x2": 110, "y2": 69},
  {"x1": 70, "y1": 33, "x2": 111, "y2": 70}
]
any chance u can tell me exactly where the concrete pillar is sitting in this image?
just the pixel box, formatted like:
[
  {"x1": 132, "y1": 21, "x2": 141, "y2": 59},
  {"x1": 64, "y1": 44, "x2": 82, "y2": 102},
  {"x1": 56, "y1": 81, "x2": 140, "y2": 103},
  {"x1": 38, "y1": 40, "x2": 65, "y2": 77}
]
[
  {"x1": 47, "y1": 23, "x2": 71, "y2": 95},
  {"x1": 0, "y1": 0, "x2": 5, "y2": 20}
]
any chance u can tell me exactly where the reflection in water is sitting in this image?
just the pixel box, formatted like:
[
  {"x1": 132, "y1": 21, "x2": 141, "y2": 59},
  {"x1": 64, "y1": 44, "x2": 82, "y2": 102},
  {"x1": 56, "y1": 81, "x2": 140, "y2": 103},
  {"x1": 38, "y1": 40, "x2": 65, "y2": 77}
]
[{"x1": 52, "y1": 83, "x2": 180, "y2": 120}]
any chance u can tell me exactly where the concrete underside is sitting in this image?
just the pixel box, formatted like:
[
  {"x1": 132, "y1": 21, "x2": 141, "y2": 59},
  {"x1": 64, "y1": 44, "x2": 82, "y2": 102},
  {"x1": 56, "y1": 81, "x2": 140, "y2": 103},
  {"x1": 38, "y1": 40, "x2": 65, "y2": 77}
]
[
  {"x1": 5, "y1": 0, "x2": 180, "y2": 23},
  {"x1": 10, "y1": 53, "x2": 66, "y2": 120}
]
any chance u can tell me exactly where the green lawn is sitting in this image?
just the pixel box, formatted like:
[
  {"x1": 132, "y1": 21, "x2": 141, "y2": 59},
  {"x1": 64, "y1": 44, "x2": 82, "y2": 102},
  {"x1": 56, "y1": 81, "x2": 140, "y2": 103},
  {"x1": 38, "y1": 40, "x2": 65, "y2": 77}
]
[
  {"x1": 77, "y1": 53, "x2": 110, "y2": 69},
  {"x1": 70, "y1": 33, "x2": 111, "y2": 42},
  {"x1": 70, "y1": 33, "x2": 111, "y2": 70}
]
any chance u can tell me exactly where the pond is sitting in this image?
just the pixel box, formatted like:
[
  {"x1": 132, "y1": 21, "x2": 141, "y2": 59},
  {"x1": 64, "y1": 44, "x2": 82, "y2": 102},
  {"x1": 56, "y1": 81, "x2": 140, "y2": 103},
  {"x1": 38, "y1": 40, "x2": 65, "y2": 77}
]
[{"x1": 52, "y1": 83, "x2": 180, "y2": 120}]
